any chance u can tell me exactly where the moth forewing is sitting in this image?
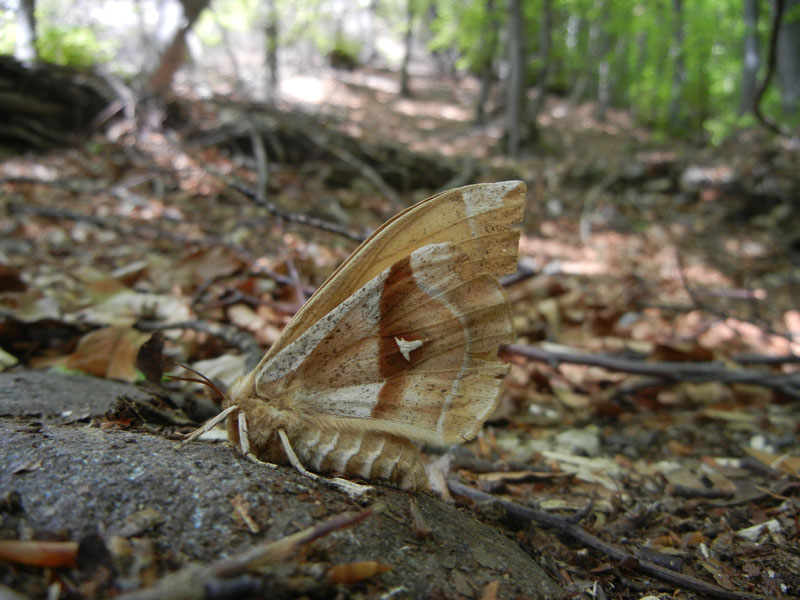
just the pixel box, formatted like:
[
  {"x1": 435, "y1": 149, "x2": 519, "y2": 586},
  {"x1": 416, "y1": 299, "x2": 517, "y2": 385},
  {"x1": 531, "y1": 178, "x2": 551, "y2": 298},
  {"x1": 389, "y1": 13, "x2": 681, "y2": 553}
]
[
  {"x1": 223, "y1": 181, "x2": 526, "y2": 491},
  {"x1": 261, "y1": 180, "x2": 525, "y2": 360}
]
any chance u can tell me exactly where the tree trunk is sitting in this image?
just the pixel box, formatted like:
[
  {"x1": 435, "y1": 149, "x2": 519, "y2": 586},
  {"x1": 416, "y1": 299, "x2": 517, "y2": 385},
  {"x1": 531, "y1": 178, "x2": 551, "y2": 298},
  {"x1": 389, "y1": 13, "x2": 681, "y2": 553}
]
[
  {"x1": 567, "y1": 14, "x2": 588, "y2": 101},
  {"x1": 593, "y1": 0, "x2": 611, "y2": 121},
  {"x1": 363, "y1": 0, "x2": 378, "y2": 63},
  {"x1": 264, "y1": 0, "x2": 279, "y2": 98},
  {"x1": 611, "y1": 30, "x2": 630, "y2": 106},
  {"x1": 15, "y1": 0, "x2": 37, "y2": 63},
  {"x1": 529, "y1": 0, "x2": 553, "y2": 120},
  {"x1": 399, "y1": 0, "x2": 414, "y2": 97},
  {"x1": 146, "y1": 0, "x2": 211, "y2": 94},
  {"x1": 667, "y1": 0, "x2": 686, "y2": 128},
  {"x1": 631, "y1": 30, "x2": 648, "y2": 119},
  {"x1": 505, "y1": 0, "x2": 527, "y2": 156},
  {"x1": 475, "y1": 0, "x2": 501, "y2": 123},
  {"x1": 776, "y1": 0, "x2": 800, "y2": 115},
  {"x1": 738, "y1": 0, "x2": 761, "y2": 115}
]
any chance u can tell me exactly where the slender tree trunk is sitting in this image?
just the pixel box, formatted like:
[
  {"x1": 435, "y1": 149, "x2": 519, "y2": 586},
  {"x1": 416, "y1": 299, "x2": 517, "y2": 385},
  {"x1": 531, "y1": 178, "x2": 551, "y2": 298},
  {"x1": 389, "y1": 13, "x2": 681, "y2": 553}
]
[
  {"x1": 530, "y1": 0, "x2": 552, "y2": 120},
  {"x1": 264, "y1": 0, "x2": 279, "y2": 98},
  {"x1": 611, "y1": 31, "x2": 629, "y2": 106},
  {"x1": 567, "y1": 14, "x2": 588, "y2": 101},
  {"x1": 475, "y1": 0, "x2": 500, "y2": 123},
  {"x1": 667, "y1": 0, "x2": 686, "y2": 128},
  {"x1": 15, "y1": 0, "x2": 37, "y2": 63},
  {"x1": 505, "y1": 0, "x2": 526, "y2": 156},
  {"x1": 631, "y1": 30, "x2": 648, "y2": 119},
  {"x1": 146, "y1": 0, "x2": 210, "y2": 94},
  {"x1": 738, "y1": 0, "x2": 761, "y2": 115},
  {"x1": 752, "y1": 0, "x2": 785, "y2": 133},
  {"x1": 363, "y1": 0, "x2": 378, "y2": 63},
  {"x1": 593, "y1": 0, "x2": 611, "y2": 121},
  {"x1": 776, "y1": 0, "x2": 800, "y2": 115},
  {"x1": 399, "y1": 0, "x2": 414, "y2": 97}
]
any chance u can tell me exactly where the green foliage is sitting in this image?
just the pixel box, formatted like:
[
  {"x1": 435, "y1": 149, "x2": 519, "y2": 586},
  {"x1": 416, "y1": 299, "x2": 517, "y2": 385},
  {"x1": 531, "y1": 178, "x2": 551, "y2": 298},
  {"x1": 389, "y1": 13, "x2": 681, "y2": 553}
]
[
  {"x1": 0, "y1": 12, "x2": 15, "y2": 55},
  {"x1": 196, "y1": 0, "x2": 260, "y2": 47},
  {"x1": 328, "y1": 34, "x2": 362, "y2": 64},
  {"x1": 431, "y1": 1, "x2": 527, "y2": 74},
  {"x1": 2, "y1": 0, "x2": 788, "y2": 140},
  {"x1": 425, "y1": 0, "x2": 792, "y2": 140},
  {"x1": 37, "y1": 23, "x2": 116, "y2": 68}
]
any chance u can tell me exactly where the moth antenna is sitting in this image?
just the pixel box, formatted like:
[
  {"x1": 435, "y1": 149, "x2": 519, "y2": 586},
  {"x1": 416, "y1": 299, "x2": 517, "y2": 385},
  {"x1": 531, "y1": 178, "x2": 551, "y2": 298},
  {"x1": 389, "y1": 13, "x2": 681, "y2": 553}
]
[{"x1": 168, "y1": 362, "x2": 227, "y2": 402}]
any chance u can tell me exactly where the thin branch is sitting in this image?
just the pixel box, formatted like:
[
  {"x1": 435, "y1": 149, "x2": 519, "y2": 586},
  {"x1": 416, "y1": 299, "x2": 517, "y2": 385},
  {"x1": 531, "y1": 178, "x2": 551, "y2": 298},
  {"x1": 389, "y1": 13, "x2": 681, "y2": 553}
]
[
  {"x1": 229, "y1": 180, "x2": 365, "y2": 243},
  {"x1": 447, "y1": 480, "x2": 771, "y2": 600},
  {"x1": 752, "y1": 0, "x2": 789, "y2": 135},
  {"x1": 503, "y1": 343, "x2": 800, "y2": 400},
  {"x1": 732, "y1": 352, "x2": 800, "y2": 366}
]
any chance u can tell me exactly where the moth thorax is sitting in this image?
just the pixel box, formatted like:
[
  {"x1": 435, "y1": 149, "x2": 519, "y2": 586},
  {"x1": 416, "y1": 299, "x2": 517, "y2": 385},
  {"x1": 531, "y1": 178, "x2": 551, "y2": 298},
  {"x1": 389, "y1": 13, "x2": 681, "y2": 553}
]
[{"x1": 225, "y1": 373, "x2": 254, "y2": 408}]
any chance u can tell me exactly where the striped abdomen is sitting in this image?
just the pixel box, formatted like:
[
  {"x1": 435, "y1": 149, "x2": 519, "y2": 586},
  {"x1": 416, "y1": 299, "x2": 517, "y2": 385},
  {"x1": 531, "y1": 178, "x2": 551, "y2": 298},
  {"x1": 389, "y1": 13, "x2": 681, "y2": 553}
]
[
  {"x1": 287, "y1": 425, "x2": 428, "y2": 490},
  {"x1": 231, "y1": 407, "x2": 429, "y2": 491}
]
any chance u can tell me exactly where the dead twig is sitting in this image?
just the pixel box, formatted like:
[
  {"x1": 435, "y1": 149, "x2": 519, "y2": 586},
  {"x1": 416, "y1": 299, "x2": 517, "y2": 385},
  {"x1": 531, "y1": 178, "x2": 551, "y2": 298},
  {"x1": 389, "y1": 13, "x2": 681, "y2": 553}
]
[
  {"x1": 502, "y1": 343, "x2": 800, "y2": 400},
  {"x1": 447, "y1": 480, "x2": 770, "y2": 600},
  {"x1": 119, "y1": 503, "x2": 381, "y2": 600},
  {"x1": 229, "y1": 180, "x2": 365, "y2": 243},
  {"x1": 731, "y1": 352, "x2": 800, "y2": 366},
  {"x1": 499, "y1": 264, "x2": 537, "y2": 288}
]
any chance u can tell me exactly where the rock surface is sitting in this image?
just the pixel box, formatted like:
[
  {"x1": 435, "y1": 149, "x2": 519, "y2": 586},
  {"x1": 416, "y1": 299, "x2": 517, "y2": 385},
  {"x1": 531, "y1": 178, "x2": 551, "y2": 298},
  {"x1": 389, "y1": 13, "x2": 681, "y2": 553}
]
[{"x1": 0, "y1": 370, "x2": 562, "y2": 599}]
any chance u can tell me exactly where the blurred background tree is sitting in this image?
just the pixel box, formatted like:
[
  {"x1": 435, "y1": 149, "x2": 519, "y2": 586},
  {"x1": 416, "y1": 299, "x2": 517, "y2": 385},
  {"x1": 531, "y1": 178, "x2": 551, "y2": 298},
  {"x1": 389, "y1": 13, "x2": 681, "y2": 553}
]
[{"x1": 1, "y1": 0, "x2": 798, "y2": 148}]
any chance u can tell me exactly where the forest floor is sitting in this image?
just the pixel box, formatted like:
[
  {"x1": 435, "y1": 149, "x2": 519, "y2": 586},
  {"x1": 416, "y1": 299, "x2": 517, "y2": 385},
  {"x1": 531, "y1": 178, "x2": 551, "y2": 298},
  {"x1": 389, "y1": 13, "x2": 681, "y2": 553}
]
[{"x1": 1, "y1": 65, "x2": 799, "y2": 600}]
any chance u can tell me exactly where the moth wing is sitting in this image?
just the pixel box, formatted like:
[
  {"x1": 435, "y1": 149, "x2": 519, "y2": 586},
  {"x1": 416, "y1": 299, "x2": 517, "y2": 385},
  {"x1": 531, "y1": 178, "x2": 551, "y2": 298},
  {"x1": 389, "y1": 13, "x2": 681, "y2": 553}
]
[
  {"x1": 252, "y1": 242, "x2": 514, "y2": 446},
  {"x1": 258, "y1": 180, "x2": 525, "y2": 366}
]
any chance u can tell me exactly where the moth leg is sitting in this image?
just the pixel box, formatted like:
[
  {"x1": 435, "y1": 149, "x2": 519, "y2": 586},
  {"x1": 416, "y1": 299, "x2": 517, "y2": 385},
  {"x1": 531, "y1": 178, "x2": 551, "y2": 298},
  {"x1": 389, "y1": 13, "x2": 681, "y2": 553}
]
[
  {"x1": 277, "y1": 428, "x2": 373, "y2": 499},
  {"x1": 174, "y1": 404, "x2": 239, "y2": 450},
  {"x1": 238, "y1": 411, "x2": 277, "y2": 468}
]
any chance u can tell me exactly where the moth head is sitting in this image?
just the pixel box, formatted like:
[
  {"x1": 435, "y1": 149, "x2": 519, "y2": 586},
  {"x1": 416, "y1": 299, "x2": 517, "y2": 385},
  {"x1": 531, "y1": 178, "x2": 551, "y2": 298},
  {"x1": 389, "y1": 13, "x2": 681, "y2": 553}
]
[{"x1": 226, "y1": 372, "x2": 254, "y2": 408}]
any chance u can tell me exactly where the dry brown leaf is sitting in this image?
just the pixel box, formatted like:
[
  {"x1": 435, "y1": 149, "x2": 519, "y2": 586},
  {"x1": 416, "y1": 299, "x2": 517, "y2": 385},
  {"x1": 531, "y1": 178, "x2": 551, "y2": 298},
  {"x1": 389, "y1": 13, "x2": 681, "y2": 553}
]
[
  {"x1": 136, "y1": 332, "x2": 166, "y2": 384},
  {"x1": 551, "y1": 384, "x2": 590, "y2": 409},
  {"x1": 66, "y1": 326, "x2": 150, "y2": 381},
  {"x1": 79, "y1": 289, "x2": 192, "y2": 325},
  {"x1": 743, "y1": 447, "x2": 800, "y2": 477},
  {"x1": 152, "y1": 246, "x2": 245, "y2": 289}
]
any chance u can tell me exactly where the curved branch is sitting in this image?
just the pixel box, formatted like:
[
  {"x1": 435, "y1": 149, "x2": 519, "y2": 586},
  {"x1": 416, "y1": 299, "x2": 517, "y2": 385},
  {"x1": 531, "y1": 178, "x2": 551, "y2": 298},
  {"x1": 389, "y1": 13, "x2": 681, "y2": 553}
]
[{"x1": 502, "y1": 343, "x2": 800, "y2": 400}]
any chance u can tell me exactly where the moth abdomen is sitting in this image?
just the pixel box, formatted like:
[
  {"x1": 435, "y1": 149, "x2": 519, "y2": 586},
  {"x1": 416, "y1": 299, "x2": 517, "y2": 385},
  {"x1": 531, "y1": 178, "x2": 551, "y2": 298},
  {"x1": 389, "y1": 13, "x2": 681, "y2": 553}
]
[{"x1": 288, "y1": 425, "x2": 427, "y2": 490}]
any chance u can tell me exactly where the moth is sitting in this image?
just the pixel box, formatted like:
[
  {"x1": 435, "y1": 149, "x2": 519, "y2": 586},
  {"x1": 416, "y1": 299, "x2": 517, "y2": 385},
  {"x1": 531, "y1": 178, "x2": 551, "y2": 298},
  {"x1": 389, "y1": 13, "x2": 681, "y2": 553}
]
[{"x1": 199, "y1": 181, "x2": 525, "y2": 495}]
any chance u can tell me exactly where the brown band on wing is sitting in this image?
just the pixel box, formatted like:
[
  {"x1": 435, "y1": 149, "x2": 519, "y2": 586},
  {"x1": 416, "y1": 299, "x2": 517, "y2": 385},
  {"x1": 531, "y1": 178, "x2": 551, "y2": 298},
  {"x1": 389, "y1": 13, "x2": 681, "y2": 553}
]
[{"x1": 374, "y1": 256, "x2": 417, "y2": 418}]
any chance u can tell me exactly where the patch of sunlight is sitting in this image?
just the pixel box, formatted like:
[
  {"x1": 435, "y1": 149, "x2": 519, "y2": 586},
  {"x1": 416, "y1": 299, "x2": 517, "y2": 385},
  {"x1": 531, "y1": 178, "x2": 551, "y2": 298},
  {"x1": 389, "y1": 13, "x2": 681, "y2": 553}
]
[
  {"x1": 723, "y1": 237, "x2": 769, "y2": 258},
  {"x1": 281, "y1": 75, "x2": 342, "y2": 106},
  {"x1": 698, "y1": 317, "x2": 772, "y2": 350},
  {"x1": 392, "y1": 98, "x2": 471, "y2": 121},
  {"x1": 682, "y1": 263, "x2": 734, "y2": 288},
  {"x1": 520, "y1": 234, "x2": 611, "y2": 276}
]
